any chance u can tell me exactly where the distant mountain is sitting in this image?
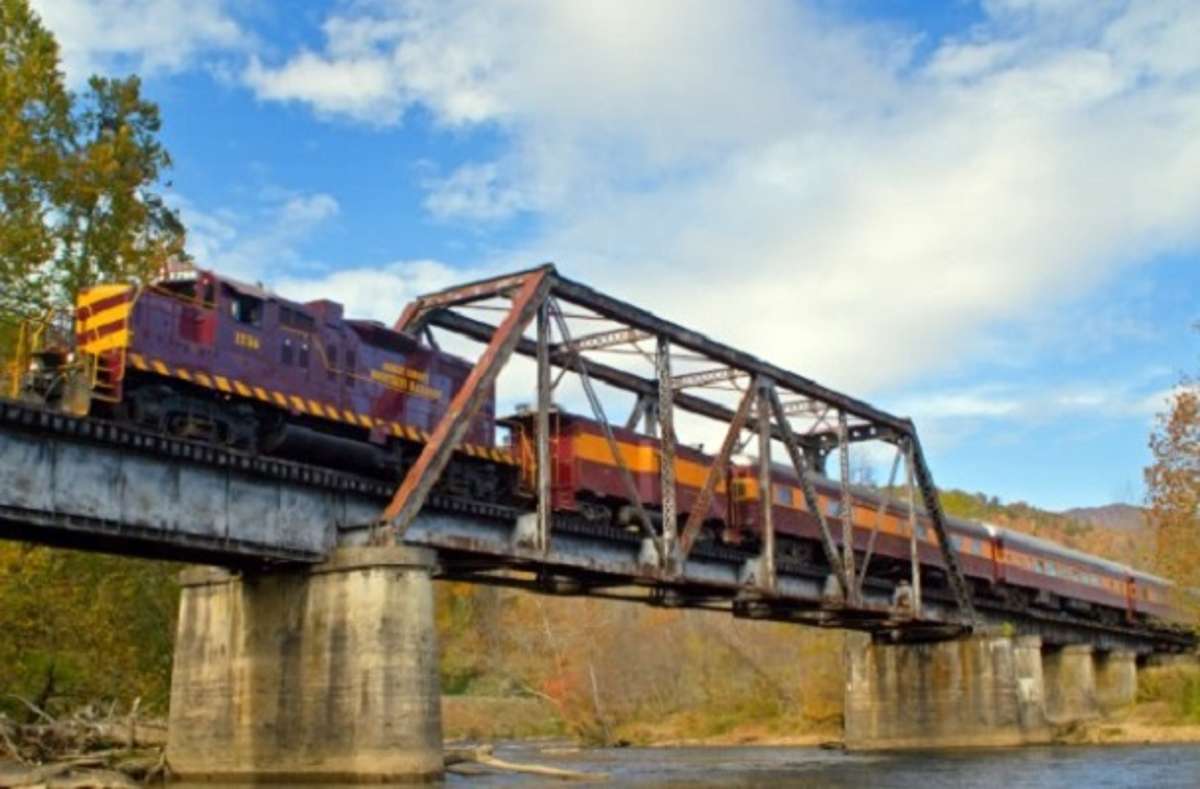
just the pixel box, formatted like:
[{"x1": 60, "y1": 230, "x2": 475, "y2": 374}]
[{"x1": 1060, "y1": 503, "x2": 1147, "y2": 533}]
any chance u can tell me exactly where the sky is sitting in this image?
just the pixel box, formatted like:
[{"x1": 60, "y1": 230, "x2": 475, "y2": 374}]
[{"x1": 29, "y1": 0, "x2": 1200, "y2": 511}]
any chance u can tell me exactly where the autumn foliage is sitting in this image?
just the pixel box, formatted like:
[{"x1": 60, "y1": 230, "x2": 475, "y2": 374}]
[{"x1": 1145, "y1": 381, "x2": 1200, "y2": 627}]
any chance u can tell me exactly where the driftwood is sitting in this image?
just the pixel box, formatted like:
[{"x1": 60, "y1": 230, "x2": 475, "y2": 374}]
[
  {"x1": 445, "y1": 744, "x2": 605, "y2": 780},
  {"x1": 0, "y1": 698, "x2": 168, "y2": 787}
]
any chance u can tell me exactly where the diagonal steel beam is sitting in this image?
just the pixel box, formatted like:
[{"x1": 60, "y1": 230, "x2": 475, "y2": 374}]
[
  {"x1": 907, "y1": 428, "x2": 976, "y2": 623},
  {"x1": 379, "y1": 268, "x2": 554, "y2": 535},
  {"x1": 856, "y1": 447, "x2": 903, "y2": 592},
  {"x1": 678, "y1": 381, "x2": 757, "y2": 558},
  {"x1": 765, "y1": 384, "x2": 850, "y2": 599},
  {"x1": 548, "y1": 300, "x2": 656, "y2": 546}
]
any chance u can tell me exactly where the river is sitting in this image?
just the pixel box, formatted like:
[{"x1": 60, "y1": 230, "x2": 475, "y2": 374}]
[{"x1": 445, "y1": 742, "x2": 1200, "y2": 787}]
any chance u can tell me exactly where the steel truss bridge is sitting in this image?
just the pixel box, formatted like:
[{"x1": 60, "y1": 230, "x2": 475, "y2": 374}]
[{"x1": 0, "y1": 265, "x2": 1192, "y2": 655}]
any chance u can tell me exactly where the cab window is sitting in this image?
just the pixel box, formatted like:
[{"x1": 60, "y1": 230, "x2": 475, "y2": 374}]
[{"x1": 226, "y1": 286, "x2": 263, "y2": 326}]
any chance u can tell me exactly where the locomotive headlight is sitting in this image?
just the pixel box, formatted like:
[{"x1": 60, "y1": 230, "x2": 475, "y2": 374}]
[
  {"x1": 28, "y1": 359, "x2": 41, "y2": 372},
  {"x1": 66, "y1": 352, "x2": 75, "y2": 364}
]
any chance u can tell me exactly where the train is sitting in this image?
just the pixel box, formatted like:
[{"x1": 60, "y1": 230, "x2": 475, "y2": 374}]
[{"x1": 16, "y1": 268, "x2": 1176, "y2": 626}]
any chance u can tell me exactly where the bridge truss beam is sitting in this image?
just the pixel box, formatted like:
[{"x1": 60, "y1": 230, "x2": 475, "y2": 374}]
[{"x1": 382, "y1": 264, "x2": 978, "y2": 628}]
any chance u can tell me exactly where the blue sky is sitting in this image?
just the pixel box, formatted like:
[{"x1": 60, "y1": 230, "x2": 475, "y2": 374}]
[{"x1": 33, "y1": 0, "x2": 1199, "y2": 511}]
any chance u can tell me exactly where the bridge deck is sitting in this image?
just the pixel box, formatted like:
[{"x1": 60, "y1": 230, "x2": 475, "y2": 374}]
[{"x1": 0, "y1": 400, "x2": 1189, "y2": 655}]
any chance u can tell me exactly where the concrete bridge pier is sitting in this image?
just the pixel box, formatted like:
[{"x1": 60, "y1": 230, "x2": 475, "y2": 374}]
[
  {"x1": 843, "y1": 632, "x2": 1049, "y2": 749},
  {"x1": 1043, "y1": 644, "x2": 1100, "y2": 723},
  {"x1": 1094, "y1": 649, "x2": 1138, "y2": 713},
  {"x1": 166, "y1": 546, "x2": 443, "y2": 783}
]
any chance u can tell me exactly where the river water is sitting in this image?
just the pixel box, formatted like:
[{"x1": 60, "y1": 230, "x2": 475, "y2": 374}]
[{"x1": 447, "y1": 743, "x2": 1200, "y2": 787}]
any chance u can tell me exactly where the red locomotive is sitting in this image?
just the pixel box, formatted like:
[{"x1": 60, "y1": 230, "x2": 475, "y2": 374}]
[
  {"x1": 49, "y1": 269, "x2": 511, "y2": 499},
  {"x1": 17, "y1": 268, "x2": 1177, "y2": 627}
]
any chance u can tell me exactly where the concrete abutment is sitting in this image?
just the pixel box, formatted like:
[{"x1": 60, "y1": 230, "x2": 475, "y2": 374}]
[
  {"x1": 166, "y1": 546, "x2": 443, "y2": 783},
  {"x1": 844, "y1": 632, "x2": 1151, "y2": 750}
]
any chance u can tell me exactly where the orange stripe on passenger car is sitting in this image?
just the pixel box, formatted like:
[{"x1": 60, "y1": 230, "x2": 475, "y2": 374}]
[{"x1": 571, "y1": 433, "x2": 722, "y2": 491}]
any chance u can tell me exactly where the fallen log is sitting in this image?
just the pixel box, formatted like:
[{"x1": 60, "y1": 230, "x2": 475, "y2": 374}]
[{"x1": 445, "y1": 744, "x2": 605, "y2": 780}]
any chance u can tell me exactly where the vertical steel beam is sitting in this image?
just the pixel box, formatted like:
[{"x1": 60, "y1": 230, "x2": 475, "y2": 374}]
[
  {"x1": 535, "y1": 299, "x2": 552, "y2": 553},
  {"x1": 837, "y1": 411, "x2": 857, "y2": 605},
  {"x1": 756, "y1": 382, "x2": 776, "y2": 592},
  {"x1": 764, "y1": 385, "x2": 849, "y2": 599},
  {"x1": 657, "y1": 337, "x2": 677, "y2": 554},
  {"x1": 906, "y1": 440, "x2": 922, "y2": 615},
  {"x1": 678, "y1": 381, "x2": 756, "y2": 557},
  {"x1": 380, "y1": 269, "x2": 553, "y2": 534}
]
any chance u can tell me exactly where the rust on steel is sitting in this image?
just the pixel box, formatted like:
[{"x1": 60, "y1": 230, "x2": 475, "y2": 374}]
[
  {"x1": 837, "y1": 410, "x2": 857, "y2": 605},
  {"x1": 535, "y1": 299, "x2": 552, "y2": 552},
  {"x1": 380, "y1": 267, "x2": 554, "y2": 534},
  {"x1": 387, "y1": 264, "x2": 976, "y2": 622},
  {"x1": 656, "y1": 336, "x2": 677, "y2": 553},
  {"x1": 755, "y1": 382, "x2": 776, "y2": 592},
  {"x1": 393, "y1": 265, "x2": 552, "y2": 335}
]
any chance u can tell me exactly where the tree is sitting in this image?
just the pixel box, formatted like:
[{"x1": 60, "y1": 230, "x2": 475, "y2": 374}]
[
  {"x1": 1146, "y1": 376, "x2": 1200, "y2": 627},
  {"x1": 0, "y1": 0, "x2": 186, "y2": 717},
  {"x1": 0, "y1": 0, "x2": 185, "y2": 329}
]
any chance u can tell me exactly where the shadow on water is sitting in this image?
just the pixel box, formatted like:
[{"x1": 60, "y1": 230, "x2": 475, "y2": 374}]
[{"x1": 174, "y1": 742, "x2": 1200, "y2": 788}]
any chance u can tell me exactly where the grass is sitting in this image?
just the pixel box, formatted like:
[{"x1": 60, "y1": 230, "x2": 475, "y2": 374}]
[{"x1": 1137, "y1": 664, "x2": 1200, "y2": 723}]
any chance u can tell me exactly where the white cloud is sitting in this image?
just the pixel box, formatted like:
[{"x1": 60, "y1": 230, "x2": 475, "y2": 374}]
[
  {"x1": 893, "y1": 376, "x2": 1183, "y2": 446},
  {"x1": 241, "y1": 0, "x2": 1200, "y2": 400},
  {"x1": 30, "y1": 0, "x2": 246, "y2": 85},
  {"x1": 174, "y1": 190, "x2": 341, "y2": 285},
  {"x1": 424, "y1": 162, "x2": 529, "y2": 222}
]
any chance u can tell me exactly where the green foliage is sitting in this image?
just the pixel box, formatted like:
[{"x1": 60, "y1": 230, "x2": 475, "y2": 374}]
[
  {"x1": 0, "y1": 0, "x2": 186, "y2": 325},
  {"x1": 1137, "y1": 664, "x2": 1200, "y2": 723},
  {"x1": 0, "y1": 544, "x2": 179, "y2": 718}
]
